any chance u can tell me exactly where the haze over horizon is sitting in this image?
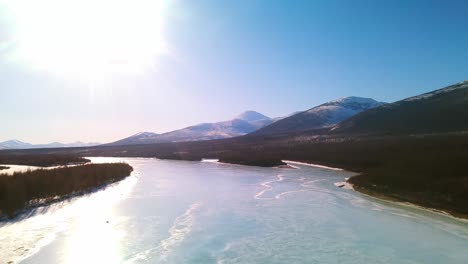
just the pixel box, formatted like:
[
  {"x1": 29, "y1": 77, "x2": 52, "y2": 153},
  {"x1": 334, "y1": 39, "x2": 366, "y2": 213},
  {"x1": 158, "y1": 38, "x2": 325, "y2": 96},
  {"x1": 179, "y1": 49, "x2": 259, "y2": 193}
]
[{"x1": 1, "y1": 0, "x2": 468, "y2": 144}]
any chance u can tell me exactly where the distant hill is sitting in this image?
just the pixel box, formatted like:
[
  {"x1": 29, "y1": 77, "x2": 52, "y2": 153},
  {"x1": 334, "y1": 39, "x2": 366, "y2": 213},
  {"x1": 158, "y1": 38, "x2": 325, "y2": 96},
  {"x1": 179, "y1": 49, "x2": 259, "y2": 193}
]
[
  {"x1": 235, "y1": 111, "x2": 270, "y2": 122},
  {"x1": 331, "y1": 81, "x2": 468, "y2": 135},
  {"x1": 0, "y1": 140, "x2": 33, "y2": 150},
  {"x1": 253, "y1": 96, "x2": 385, "y2": 135},
  {"x1": 110, "y1": 111, "x2": 275, "y2": 145},
  {"x1": 0, "y1": 140, "x2": 100, "y2": 150},
  {"x1": 109, "y1": 132, "x2": 161, "y2": 146}
]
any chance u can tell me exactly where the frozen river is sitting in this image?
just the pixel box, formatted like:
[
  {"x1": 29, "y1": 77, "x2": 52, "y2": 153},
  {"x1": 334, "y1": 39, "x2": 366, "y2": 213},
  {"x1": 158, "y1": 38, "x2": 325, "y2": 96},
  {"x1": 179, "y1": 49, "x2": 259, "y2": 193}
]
[{"x1": 1, "y1": 158, "x2": 467, "y2": 263}]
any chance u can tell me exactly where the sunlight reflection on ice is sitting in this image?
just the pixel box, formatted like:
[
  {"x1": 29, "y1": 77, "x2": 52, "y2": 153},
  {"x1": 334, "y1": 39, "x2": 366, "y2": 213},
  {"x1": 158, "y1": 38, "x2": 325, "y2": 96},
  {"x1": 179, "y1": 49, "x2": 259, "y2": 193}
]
[
  {"x1": 63, "y1": 175, "x2": 137, "y2": 263},
  {"x1": 0, "y1": 171, "x2": 137, "y2": 264}
]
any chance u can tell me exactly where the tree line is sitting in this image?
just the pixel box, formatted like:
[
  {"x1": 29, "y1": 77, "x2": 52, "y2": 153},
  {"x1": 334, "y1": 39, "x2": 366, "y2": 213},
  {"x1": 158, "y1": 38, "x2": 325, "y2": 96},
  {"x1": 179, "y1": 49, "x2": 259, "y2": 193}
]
[{"x1": 0, "y1": 163, "x2": 133, "y2": 218}]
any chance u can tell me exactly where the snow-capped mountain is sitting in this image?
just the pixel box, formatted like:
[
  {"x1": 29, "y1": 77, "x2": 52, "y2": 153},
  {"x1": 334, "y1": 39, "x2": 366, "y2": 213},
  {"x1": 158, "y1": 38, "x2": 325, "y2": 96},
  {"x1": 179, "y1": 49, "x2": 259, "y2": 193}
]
[
  {"x1": 0, "y1": 140, "x2": 33, "y2": 150},
  {"x1": 403, "y1": 80, "x2": 468, "y2": 102},
  {"x1": 306, "y1": 96, "x2": 385, "y2": 125},
  {"x1": 110, "y1": 111, "x2": 275, "y2": 145},
  {"x1": 235, "y1": 111, "x2": 270, "y2": 122},
  {"x1": 331, "y1": 81, "x2": 468, "y2": 135},
  {"x1": 253, "y1": 96, "x2": 385, "y2": 135},
  {"x1": 0, "y1": 140, "x2": 100, "y2": 150},
  {"x1": 111, "y1": 132, "x2": 161, "y2": 146}
]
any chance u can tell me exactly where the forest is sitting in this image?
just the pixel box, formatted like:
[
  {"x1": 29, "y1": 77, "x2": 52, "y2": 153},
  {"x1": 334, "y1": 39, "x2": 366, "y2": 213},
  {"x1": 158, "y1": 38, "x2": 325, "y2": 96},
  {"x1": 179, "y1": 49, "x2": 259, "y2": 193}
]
[{"x1": 0, "y1": 163, "x2": 133, "y2": 218}]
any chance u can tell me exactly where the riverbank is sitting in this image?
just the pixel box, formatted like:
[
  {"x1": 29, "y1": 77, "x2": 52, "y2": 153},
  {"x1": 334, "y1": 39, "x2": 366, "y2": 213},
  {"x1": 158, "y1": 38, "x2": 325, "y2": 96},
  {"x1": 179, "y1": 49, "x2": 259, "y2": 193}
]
[
  {"x1": 280, "y1": 160, "x2": 468, "y2": 220},
  {"x1": 0, "y1": 163, "x2": 133, "y2": 219},
  {"x1": 0, "y1": 154, "x2": 89, "y2": 167},
  {"x1": 350, "y1": 181, "x2": 468, "y2": 221},
  {"x1": 218, "y1": 159, "x2": 286, "y2": 167},
  {"x1": 282, "y1": 160, "x2": 346, "y2": 171}
]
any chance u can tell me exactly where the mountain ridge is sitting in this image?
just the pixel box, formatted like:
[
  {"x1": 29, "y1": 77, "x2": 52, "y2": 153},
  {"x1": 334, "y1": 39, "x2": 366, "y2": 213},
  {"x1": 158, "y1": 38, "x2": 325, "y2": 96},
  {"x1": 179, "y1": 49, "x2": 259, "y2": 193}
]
[
  {"x1": 0, "y1": 140, "x2": 100, "y2": 150},
  {"x1": 253, "y1": 96, "x2": 385, "y2": 135},
  {"x1": 109, "y1": 110, "x2": 275, "y2": 145},
  {"x1": 330, "y1": 81, "x2": 468, "y2": 135}
]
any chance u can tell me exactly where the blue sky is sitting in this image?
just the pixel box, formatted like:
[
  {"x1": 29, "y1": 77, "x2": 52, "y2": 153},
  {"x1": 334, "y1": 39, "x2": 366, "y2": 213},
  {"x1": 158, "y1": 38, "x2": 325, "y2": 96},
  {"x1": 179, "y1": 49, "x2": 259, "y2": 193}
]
[{"x1": 1, "y1": 0, "x2": 468, "y2": 143}]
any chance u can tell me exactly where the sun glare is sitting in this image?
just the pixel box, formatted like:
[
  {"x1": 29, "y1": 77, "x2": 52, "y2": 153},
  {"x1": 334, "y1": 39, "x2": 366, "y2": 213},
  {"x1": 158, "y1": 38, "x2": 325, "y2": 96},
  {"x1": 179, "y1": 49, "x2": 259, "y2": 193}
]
[{"x1": 5, "y1": 0, "x2": 169, "y2": 77}]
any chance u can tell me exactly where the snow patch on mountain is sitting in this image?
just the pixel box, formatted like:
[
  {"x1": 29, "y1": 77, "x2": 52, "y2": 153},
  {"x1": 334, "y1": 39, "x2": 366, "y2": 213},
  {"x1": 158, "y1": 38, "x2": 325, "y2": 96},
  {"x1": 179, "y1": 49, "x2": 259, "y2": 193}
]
[
  {"x1": 254, "y1": 96, "x2": 385, "y2": 135},
  {"x1": 305, "y1": 96, "x2": 385, "y2": 126},
  {"x1": 0, "y1": 140, "x2": 33, "y2": 150},
  {"x1": 235, "y1": 111, "x2": 271, "y2": 122},
  {"x1": 110, "y1": 111, "x2": 274, "y2": 145},
  {"x1": 404, "y1": 81, "x2": 468, "y2": 102}
]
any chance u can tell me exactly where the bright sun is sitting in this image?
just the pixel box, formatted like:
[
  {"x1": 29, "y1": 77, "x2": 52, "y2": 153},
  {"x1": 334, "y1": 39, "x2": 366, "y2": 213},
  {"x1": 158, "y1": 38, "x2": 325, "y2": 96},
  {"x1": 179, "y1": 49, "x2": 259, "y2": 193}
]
[{"x1": 5, "y1": 0, "x2": 169, "y2": 77}]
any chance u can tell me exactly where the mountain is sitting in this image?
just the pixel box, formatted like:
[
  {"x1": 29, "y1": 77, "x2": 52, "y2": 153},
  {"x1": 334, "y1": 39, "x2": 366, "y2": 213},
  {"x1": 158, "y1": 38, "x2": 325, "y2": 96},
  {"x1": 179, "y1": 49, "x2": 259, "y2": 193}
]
[
  {"x1": 110, "y1": 111, "x2": 275, "y2": 145},
  {"x1": 331, "y1": 81, "x2": 468, "y2": 135},
  {"x1": 109, "y1": 132, "x2": 161, "y2": 146},
  {"x1": 235, "y1": 111, "x2": 270, "y2": 122},
  {"x1": 48, "y1": 141, "x2": 100, "y2": 148},
  {"x1": 0, "y1": 140, "x2": 99, "y2": 150},
  {"x1": 0, "y1": 140, "x2": 33, "y2": 150},
  {"x1": 253, "y1": 96, "x2": 385, "y2": 135}
]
